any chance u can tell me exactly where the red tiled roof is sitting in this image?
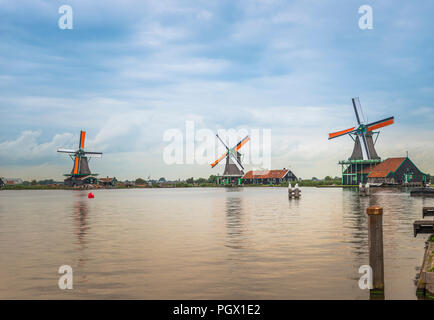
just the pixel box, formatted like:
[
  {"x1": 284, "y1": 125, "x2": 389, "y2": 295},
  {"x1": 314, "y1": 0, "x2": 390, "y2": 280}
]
[
  {"x1": 367, "y1": 157, "x2": 406, "y2": 178},
  {"x1": 243, "y1": 169, "x2": 289, "y2": 180},
  {"x1": 360, "y1": 165, "x2": 377, "y2": 174}
]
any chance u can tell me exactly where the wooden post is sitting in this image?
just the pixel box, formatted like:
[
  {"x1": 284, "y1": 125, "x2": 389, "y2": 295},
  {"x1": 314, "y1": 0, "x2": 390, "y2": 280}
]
[{"x1": 367, "y1": 206, "x2": 385, "y2": 296}]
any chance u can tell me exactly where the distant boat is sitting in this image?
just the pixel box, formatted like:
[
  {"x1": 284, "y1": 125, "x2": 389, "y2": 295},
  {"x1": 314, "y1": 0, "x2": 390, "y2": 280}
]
[{"x1": 368, "y1": 182, "x2": 383, "y2": 187}]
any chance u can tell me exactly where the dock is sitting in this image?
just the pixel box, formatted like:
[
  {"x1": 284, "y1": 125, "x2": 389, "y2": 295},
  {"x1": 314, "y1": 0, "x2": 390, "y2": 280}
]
[
  {"x1": 423, "y1": 207, "x2": 434, "y2": 219},
  {"x1": 416, "y1": 238, "x2": 434, "y2": 298},
  {"x1": 414, "y1": 207, "x2": 434, "y2": 299},
  {"x1": 414, "y1": 221, "x2": 434, "y2": 237},
  {"x1": 411, "y1": 188, "x2": 434, "y2": 197}
]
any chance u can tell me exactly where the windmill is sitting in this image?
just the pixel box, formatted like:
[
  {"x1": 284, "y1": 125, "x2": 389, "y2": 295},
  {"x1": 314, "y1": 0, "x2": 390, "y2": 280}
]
[
  {"x1": 211, "y1": 134, "x2": 250, "y2": 185},
  {"x1": 57, "y1": 130, "x2": 102, "y2": 186},
  {"x1": 328, "y1": 97, "x2": 394, "y2": 185}
]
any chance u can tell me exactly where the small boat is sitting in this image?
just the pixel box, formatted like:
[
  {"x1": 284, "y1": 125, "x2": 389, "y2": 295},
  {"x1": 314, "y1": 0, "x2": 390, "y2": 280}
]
[{"x1": 367, "y1": 182, "x2": 383, "y2": 187}]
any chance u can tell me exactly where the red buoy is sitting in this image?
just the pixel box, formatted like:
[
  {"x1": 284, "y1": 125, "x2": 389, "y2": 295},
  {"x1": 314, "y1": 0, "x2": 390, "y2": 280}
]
[{"x1": 88, "y1": 192, "x2": 94, "y2": 199}]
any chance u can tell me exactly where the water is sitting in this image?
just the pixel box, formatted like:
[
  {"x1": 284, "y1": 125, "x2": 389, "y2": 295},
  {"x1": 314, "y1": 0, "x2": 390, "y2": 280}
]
[{"x1": 0, "y1": 187, "x2": 432, "y2": 299}]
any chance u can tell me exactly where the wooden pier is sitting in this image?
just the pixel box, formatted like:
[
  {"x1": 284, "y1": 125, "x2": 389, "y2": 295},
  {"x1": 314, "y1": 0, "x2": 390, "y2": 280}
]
[
  {"x1": 423, "y1": 207, "x2": 434, "y2": 219},
  {"x1": 411, "y1": 188, "x2": 434, "y2": 197},
  {"x1": 414, "y1": 207, "x2": 434, "y2": 299},
  {"x1": 414, "y1": 221, "x2": 434, "y2": 237},
  {"x1": 416, "y1": 239, "x2": 434, "y2": 298}
]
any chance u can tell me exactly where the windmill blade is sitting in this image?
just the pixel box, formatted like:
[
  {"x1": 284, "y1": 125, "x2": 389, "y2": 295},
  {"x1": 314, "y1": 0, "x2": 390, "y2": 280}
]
[
  {"x1": 79, "y1": 131, "x2": 86, "y2": 149},
  {"x1": 359, "y1": 132, "x2": 371, "y2": 160},
  {"x1": 57, "y1": 148, "x2": 76, "y2": 154},
  {"x1": 211, "y1": 151, "x2": 228, "y2": 168},
  {"x1": 352, "y1": 97, "x2": 365, "y2": 125},
  {"x1": 328, "y1": 127, "x2": 356, "y2": 140},
  {"x1": 230, "y1": 152, "x2": 244, "y2": 170},
  {"x1": 366, "y1": 116, "x2": 394, "y2": 132},
  {"x1": 72, "y1": 156, "x2": 79, "y2": 175},
  {"x1": 234, "y1": 136, "x2": 250, "y2": 152},
  {"x1": 84, "y1": 152, "x2": 102, "y2": 158},
  {"x1": 216, "y1": 134, "x2": 229, "y2": 150}
]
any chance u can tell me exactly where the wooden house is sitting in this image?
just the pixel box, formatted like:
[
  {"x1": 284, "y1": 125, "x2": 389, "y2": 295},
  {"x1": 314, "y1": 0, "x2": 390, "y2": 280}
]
[
  {"x1": 242, "y1": 168, "x2": 297, "y2": 185},
  {"x1": 366, "y1": 157, "x2": 426, "y2": 185},
  {"x1": 98, "y1": 177, "x2": 118, "y2": 187}
]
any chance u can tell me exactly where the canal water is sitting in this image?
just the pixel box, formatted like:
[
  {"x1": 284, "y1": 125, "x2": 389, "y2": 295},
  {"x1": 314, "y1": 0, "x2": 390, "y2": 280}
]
[{"x1": 0, "y1": 187, "x2": 432, "y2": 299}]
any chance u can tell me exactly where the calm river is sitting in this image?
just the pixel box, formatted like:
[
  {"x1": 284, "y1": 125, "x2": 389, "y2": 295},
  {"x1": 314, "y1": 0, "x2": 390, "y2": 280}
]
[{"x1": 0, "y1": 187, "x2": 431, "y2": 299}]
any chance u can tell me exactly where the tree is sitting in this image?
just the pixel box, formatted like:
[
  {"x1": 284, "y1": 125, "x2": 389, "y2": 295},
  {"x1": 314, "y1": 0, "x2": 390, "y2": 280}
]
[
  {"x1": 208, "y1": 175, "x2": 218, "y2": 183},
  {"x1": 195, "y1": 178, "x2": 207, "y2": 184},
  {"x1": 135, "y1": 178, "x2": 146, "y2": 185},
  {"x1": 38, "y1": 179, "x2": 55, "y2": 185},
  {"x1": 30, "y1": 179, "x2": 37, "y2": 186},
  {"x1": 186, "y1": 177, "x2": 194, "y2": 184},
  {"x1": 158, "y1": 177, "x2": 166, "y2": 183},
  {"x1": 324, "y1": 176, "x2": 332, "y2": 181}
]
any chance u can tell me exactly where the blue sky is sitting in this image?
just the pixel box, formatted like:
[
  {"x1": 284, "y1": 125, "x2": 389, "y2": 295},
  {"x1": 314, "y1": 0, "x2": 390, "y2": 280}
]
[{"x1": 0, "y1": 0, "x2": 433, "y2": 180}]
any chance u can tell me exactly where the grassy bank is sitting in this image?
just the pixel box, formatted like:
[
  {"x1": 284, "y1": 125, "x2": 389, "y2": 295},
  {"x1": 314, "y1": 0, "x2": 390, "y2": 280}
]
[
  {"x1": 2, "y1": 184, "x2": 67, "y2": 190},
  {"x1": 1, "y1": 179, "x2": 348, "y2": 190}
]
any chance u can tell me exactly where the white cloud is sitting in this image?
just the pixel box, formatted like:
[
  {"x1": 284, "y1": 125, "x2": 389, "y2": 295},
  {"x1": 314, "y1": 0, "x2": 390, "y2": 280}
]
[{"x1": 0, "y1": 131, "x2": 73, "y2": 163}]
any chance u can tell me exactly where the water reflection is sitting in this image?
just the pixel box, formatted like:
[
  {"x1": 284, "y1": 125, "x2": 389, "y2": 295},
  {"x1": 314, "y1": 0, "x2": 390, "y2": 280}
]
[
  {"x1": 73, "y1": 192, "x2": 89, "y2": 248},
  {"x1": 224, "y1": 188, "x2": 244, "y2": 250},
  {"x1": 72, "y1": 192, "x2": 90, "y2": 285}
]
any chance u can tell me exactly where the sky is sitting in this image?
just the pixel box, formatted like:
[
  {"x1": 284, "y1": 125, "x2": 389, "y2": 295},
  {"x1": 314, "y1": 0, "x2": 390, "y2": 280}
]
[{"x1": 0, "y1": 0, "x2": 433, "y2": 181}]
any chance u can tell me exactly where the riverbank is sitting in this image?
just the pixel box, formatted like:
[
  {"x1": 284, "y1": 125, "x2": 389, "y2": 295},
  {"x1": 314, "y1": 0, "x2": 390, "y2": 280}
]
[{"x1": 1, "y1": 183, "x2": 355, "y2": 190}]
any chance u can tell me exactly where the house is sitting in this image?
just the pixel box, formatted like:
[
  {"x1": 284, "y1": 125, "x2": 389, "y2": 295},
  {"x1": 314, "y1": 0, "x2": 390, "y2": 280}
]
[
  {"x1": 242, "y1": 168, "x2": 298, "y2": 185},
  {"x1": 4, "y1": 178, "x2": 23, "y2": 185},
  {"x1": 366, "y1": 157, "x2": 426, "y2": 185},
  {"x1": 98, "y1": 177, "x2": 118, "y2": 187},
  {"x1": 0, "y1": 177, "x2": 4, "y2": 189},
  {"x1": 64, "y1": 175, "x2": 98, "y2": 187}
]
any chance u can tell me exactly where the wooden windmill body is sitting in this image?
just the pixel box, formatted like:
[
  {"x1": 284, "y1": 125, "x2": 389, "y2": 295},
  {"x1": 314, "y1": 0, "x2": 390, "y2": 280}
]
[
  {"x1": 329, "y1": 97, "x2": 394, "y2": 185},
  {"x1": 57, "y1": 130, "x2": 103, "y2": 187},
  {"x1": 211, "y1": 134, "x2": 250, "y2": 186}
]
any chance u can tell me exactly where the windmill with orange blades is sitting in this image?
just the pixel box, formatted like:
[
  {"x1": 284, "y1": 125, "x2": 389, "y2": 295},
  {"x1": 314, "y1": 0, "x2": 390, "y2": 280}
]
[
  {"x1": 57, "y1": 130, "x2": 102, "y2": 186},
  {"x1": 329, "y1": 97, "x2": 394, "y2": 161},
  {"x1": 329, "y1": 97, "x2": 394, "y2": 185},
  {"x1": 211, "y1": 134, "x2": 250, "y2": 185}
]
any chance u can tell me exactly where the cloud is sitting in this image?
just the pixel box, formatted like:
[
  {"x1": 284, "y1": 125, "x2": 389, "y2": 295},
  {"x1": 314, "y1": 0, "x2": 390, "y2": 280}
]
[
  {"x1": 0, "y1": 131, "x2": 74, "y2": 164},
  {"x1": 0, "y1": 0, "x2": 434, "y2": 180}
]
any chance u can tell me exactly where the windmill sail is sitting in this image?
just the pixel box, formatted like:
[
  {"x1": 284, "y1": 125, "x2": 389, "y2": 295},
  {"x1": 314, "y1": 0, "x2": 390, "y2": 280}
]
[
  {"x1": 328, "y1": 97, "x2": 394, "y2": 161},
  {"x1": 211, "y1": 135, "x2": 250, "y2": 178}
]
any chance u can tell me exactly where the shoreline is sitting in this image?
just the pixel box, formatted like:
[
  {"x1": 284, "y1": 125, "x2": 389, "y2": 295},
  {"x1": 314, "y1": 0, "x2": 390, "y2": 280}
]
[{"x1": 0, "y1": 184, "x2": 415, "y2": 191}]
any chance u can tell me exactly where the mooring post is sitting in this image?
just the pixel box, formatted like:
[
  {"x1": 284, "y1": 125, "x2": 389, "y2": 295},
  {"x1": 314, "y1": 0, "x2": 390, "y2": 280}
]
[
  {"x1": 294, "y1": 184, "x2": 300, "y2": 198},
  {"x1": 367, "y1": 206, "x2": 385, "y2": 296}
]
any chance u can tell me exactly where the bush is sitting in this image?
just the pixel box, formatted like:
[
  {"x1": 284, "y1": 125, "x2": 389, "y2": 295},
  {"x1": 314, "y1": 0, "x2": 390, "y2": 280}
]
[
  {"x1": 135, "y1": 178, "x2": 146, "y2": 185},
  {"x1": 207, "y1": 175, "x2": 218, "y2": 183},
  {"x1": 195, "y1": 178, "x2": 207, "y2": 184}
]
